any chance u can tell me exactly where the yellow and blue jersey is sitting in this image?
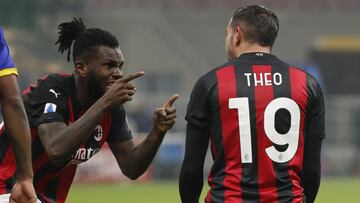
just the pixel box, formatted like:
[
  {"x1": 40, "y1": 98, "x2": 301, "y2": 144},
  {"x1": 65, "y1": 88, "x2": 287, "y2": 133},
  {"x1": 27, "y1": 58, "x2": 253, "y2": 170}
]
[{"x1": 0, "y1": 27, "x2": 18, "y2": 77}]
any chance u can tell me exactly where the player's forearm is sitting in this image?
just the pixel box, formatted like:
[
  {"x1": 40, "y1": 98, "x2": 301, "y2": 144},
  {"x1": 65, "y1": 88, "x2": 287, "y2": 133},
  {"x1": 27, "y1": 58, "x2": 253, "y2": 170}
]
[
  {"x1": 122, "y1": 126, "x2": 165, "y2": 180},
  {"x1": 179, "y1": 123, "x2": 209, "y2": 203},
  {"x1": 303, "y1": 137, "x2": 323, "y2": 203},
  {"x1": 43, "y1": 97, "x2": 110, "y2": 165},
  {"x1": 303, "y1": 147, "x2": 321, "y2": 203},
  {"x1": 2, "y1": 97, "x2": 33, "y2": 180},
  {"x1": 303, "y1": 170, "x2": 320, "y2": 203},
  {"x1": 179, "y1": 164, "x2": 203, "y2": 203}
]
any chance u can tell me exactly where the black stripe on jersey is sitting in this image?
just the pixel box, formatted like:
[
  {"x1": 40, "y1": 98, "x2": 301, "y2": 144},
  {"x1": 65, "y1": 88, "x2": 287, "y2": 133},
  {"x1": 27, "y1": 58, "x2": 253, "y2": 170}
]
[
  {"x1": 85, "y1": 134, "x2": 101, "y2": 151},
  {"x1": 5, "y1": 176, "x2": 15, "y2": 193},
  {"x1": 271, "y1": 64, "x2": 294, "y2": 203},
  {"x1": 45, "y1": 176, "x2": 60, "y2": 203},
  {"x1": 32, "y1": 136, "x2": 45, "y2": 162},
  {"x1": 234, "y1": 62, "x2": 260, "y2": 203},
  {"x1": 302, "y1": 75, "x2": 310, "y2": 203},
  {"x1": 0, "y1": 131, "x2": 10, "y2": 164},
  {"x1": 302, "y1": 73, "x2": 316, "y2": 203},
  {"x1": 208, "y1": 72, "x2": 226, "y2": 203}
]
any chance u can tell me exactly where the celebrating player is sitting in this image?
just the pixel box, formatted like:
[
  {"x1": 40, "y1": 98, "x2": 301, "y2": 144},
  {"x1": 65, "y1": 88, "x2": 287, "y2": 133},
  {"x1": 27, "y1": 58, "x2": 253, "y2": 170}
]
[
  {"x1": 0, "y1": 27, "x2": 37, "y2": 203},
  {"x1": 0, "y1": 18, "x2": 178, "y2": 203},
  {"x1": 179, "y1": 5, "x2": 325, "y2": 203}
]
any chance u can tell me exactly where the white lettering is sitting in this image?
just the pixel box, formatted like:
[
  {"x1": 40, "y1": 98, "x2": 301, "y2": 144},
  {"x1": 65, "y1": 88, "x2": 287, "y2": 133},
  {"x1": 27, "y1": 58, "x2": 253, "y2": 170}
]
[
  {"x1": 264, "y1": 72, "x2": 272, "y2": 86},
  {"x1": 229, "y1": 97, "x2": 252, "y2": 163},
  {"x1": 74, "y1": 148, "x2": 86, "y2": 159},
  {"x1": 273, "y1": 73, "x2": 282, "y2": 85},
  {"x1": 71, "y1": 147, "x2": 101, "y2": 165},
  {"x1": 254, "y1": 73, "x2": 264, "y2": 86},
  {"x1": 243, "y1": 72, "x2": 283, "y2": 86},
  {"x1": 80, "y1": 149, "x2": 86, "y2": 159},
  {"x1": 87, "y1": 147, "x2": 94, "y2": 159},
  {"x1": 244, "y1": 73, "x2": 252, "y2": 86}
]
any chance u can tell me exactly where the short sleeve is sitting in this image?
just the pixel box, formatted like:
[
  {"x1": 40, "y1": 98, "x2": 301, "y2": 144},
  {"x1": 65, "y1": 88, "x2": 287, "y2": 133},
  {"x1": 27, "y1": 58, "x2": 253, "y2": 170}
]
[
  {"x1": 0, "y1": 28, "x2": 17, "y2": 77},
  {"x1": 107, "y1": 105, "x2": 133, "y2": 143},
  {"x1": 24, "y1": 76, "x2": 69, "y2": 127},
  {"x1": 306, "y1": 79, "x2": 325, "y2": 139},
  {"x1": 185, "y1": 77, "x2": 209, "y2": 129}
]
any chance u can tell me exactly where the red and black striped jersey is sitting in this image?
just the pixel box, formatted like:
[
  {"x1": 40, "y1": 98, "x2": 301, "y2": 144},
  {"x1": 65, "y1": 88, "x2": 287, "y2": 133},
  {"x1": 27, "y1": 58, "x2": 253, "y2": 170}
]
[
  {"x1": 0, "y1": 73, "x2": 132, "y2": 203},
  {"x1": 185, "y1": 52, "x2": 325, "y2": 203}
]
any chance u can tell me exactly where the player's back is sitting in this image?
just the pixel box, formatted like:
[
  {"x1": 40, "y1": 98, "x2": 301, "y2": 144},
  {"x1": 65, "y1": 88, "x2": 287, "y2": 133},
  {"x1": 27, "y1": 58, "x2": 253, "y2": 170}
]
[{"x1": 199, "y1": 52, "x2": 322, "y2": 203}]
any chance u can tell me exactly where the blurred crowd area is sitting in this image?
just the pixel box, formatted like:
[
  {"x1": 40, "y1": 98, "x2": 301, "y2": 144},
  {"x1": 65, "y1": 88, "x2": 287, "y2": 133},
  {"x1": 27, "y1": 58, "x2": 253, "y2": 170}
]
[{"x1": 1, "y1": 0, "x2": 360, "y2": 180}]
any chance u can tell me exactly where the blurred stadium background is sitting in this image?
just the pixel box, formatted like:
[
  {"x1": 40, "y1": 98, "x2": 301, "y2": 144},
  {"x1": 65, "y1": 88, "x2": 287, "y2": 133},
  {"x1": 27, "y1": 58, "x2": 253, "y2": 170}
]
[{"x1": 1, "y1": 0, "x2": 360, "y2": 202}]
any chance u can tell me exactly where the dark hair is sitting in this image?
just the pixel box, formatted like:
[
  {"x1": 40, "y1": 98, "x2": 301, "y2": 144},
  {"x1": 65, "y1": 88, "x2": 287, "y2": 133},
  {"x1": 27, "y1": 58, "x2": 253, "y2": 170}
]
[
  {"x1": 55, "y1": 18, "x2": 119, "y2": 62},
  {"x1": 231, "y1": 5, "x2": 279, "y2": 47}
]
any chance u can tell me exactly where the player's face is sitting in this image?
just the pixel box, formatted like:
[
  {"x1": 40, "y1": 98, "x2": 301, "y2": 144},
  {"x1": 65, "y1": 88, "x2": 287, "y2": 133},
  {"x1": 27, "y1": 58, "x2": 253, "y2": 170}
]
[
  {"x1": 86, "y1": 46, "x2": 125, "y2": 99},
  {"x1": 225, "y1": 18, "x2": 237, "y2": 61}
]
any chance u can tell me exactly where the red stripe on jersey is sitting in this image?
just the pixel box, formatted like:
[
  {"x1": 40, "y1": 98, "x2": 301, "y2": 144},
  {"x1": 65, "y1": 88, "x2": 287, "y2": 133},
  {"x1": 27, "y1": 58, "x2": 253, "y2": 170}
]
[
  {"x1": 22, "y1": 84, "x2": 35, "y2": 95},
  {"x1": 22, "y1": 75, "x2": 49, "y2": 95},
  {"x1": 289, "y1": 67, "x2": 308, "y2": 202},
  {"x1": 56, "y1": 165, "x2": 77, "y2": 203},
  {"x1": 0, "y1": 145, "x2": 16, "y2": 194},
  {"x1": 31, "y1": 129, "x2": 49, "y2": 173},
  {"x1": 68, "y1": 97, "x2": 75, "y2": 123},
  {"x1": 216, "y1": 65, "x2": 242, "y2": 203},
  {"x1": 253, "y1": 65, "x2": 278, "y2": 203},
  {"x1": 31, "y1": 128, "x2": 37, "y2": 141},
  {"x1": 206, "y1": 164, "x2": 215, "y2": 203},
  {"x1": 206, "y1": 132, "x2": 217, "y2": 203},
  {"x1": 100, "y1": 114, "x2": 112, "y2": 146}
]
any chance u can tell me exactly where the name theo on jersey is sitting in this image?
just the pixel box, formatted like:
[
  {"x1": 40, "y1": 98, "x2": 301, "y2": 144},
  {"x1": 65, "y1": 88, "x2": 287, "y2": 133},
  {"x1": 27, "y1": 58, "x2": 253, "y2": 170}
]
[{"x1": 244, "y1": 72, "x2": 282, "y2": 86}]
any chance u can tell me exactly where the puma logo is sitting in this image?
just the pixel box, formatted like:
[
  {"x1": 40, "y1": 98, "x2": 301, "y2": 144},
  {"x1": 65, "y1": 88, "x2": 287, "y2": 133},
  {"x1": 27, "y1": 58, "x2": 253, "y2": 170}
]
[{"x1": 49, "y1": 89, "x2": 61, "y2": 98}]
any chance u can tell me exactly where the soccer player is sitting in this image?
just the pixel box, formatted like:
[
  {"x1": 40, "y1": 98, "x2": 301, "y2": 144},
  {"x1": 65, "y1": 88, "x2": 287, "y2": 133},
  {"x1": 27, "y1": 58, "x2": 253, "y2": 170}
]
[
  {"x1": 0, "y1": 18, "x2": 179, "y2": 203},
  {"x1": 0, "y1": 27, "x2": 37, "y2": 203},
  {"x1": 179, "y1": 5, "x2": 325, "y2": 203}
]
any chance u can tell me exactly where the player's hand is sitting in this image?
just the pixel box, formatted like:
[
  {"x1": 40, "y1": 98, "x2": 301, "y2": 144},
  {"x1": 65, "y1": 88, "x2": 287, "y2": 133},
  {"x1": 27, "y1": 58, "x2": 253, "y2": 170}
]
[
  {"x1": 103, "y1": 71, "x2": 145, "y2": 108},
  {"x1": 153, "y1": 94, "x2": 179, "y2": 133},
  {"x1": 9, "y1": 179, "x2": 37, "y2": 203}
]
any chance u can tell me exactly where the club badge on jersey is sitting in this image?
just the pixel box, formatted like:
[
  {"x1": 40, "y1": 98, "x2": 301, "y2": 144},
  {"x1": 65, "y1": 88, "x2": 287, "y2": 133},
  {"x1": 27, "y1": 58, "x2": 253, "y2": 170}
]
[
  {"x1": 93, "y1": 125, "x2": 103, "y2": 141},
  {"x1": 68, "y1": 125, "x2": 103, "y2": 165},
  {"x1": 44, "y1": 103, "x2": 57, "y2": 113}
]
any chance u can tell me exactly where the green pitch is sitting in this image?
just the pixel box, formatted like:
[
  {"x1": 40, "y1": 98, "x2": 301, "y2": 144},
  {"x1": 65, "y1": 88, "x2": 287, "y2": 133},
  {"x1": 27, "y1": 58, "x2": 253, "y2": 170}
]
[{"x1": 67, "y1": 177, "x2": 360, "y2": 203}]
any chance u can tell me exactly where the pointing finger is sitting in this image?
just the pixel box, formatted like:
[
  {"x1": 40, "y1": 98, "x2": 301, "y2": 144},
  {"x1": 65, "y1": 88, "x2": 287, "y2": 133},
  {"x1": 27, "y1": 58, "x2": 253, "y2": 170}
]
[
  {"x1": 162, "y1": 94, "x2": 180, "y2": 109},
  {"x1": 120, "y1": 71, "x2": 145, "y2": 83}
]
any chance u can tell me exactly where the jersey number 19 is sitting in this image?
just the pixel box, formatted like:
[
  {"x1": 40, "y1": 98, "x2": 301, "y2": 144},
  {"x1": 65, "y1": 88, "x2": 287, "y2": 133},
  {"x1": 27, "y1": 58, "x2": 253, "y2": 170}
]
[{"x1": 229, "y1": 97, "x2": 300, "y2": 164}]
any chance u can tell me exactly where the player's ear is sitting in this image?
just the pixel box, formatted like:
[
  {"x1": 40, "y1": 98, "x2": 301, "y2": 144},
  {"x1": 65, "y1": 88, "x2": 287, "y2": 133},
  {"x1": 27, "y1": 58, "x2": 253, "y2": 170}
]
[
  {"x1": 234, "y1": 25, "x2": 243, "y2": 46},
  {"x1": 75, "y1": 61, "x2": 88, "y2": 78}
]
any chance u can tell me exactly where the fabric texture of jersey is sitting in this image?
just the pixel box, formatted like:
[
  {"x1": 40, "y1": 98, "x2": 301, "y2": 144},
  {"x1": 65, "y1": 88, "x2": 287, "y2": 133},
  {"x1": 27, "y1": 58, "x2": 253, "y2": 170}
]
[
  {"x1": 185, "y1": 52, "x2": 325, "y2": 203},
  {"x1": 0, "y1": 27, "x2": 18, "y2": 77},
  {"x1": 0, "y1": 73, "x2": 132, "y2": 203}
]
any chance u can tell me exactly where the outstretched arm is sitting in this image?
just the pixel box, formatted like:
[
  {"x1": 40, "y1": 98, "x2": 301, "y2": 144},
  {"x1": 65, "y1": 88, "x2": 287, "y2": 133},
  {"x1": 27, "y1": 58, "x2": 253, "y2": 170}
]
[
  {"x1": 109, "y1": 94, "x2": 179, "y2": 180},
  {"x1": 37, "y1": 72, "x2": 144, "y2": 166},
  {"x1": 0, "y1": 74, "x2": 37, "y2": 203},
  {"x1": 179, "y1": 123, "x2": 209, "y2": 203}
]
